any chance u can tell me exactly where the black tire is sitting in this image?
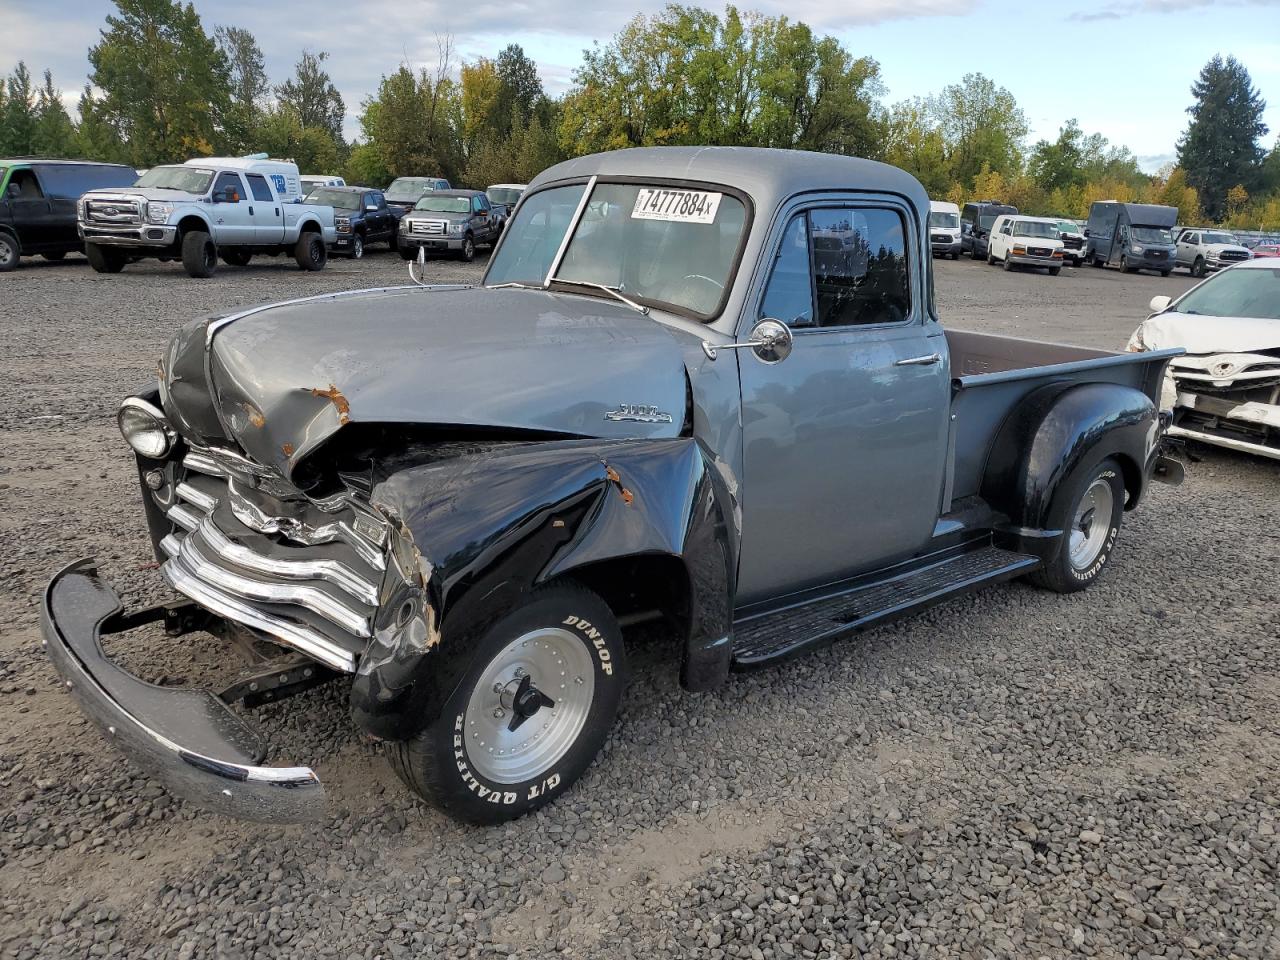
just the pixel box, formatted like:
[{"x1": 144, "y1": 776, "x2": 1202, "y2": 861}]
[
  {"x1": 181, "y1": 230, "x2": 217, "y2": 278},
  {"x1": 86, "y1": 242, "x2": 126, "y2": 274},
  {"x1": 1160, "y1": 270, "x2": 1171, "y2": 277},
  {"x1": 388, "y1": 230, "x2": 399, "y2": 251},
  {"x1": 1192, "y1": 256, "x2": 1205, "y2": 278},
  {"x1": 0, "y1": 231, "x2": 19, "y2": 271},
  {"x1": 1027, "y1": 456, "x2": 1125, "y2": 594},
  {"x1": 1092, "y1": 257, "x2": 1104, "y2": 268},
  {"x1": 971, "y1": 245, "x2": 983, "y2": 260},
  {"x1": 399, "y1": 245, "x2": 417, "y2": 261},
  {"x1": 349, "y1": 232, "x2": 364, "y2": 260},
  {"x1": 1002, "y1": 253, "x2": 1013, "y2": 271},
  {"x1": 1049, "y1": 266, "x2": 1061, "y2": 276},
  {"x1": 386, "y1": 584, "x2": 626, "y2": 825},
  {"x1": 294, "y1": 231, "x2": 327, "y2": 271},
  {"x1": 41, "y1": 251, "x2": 67, "y2": 262},
  {"x1": 459, "y1": 234, "x2": 476, "y2": 262},
  {"x1": 1120, "y1": 256, "x2": 1132, "y2": 274},
  {"x1": 220, "y1": 249, "x2": 252, "y2": 267}
]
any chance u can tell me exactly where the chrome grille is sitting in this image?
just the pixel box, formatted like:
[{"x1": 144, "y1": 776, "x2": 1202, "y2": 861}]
[
  {"x1": 1219, "y1": 250, "x2": 1249, "y2": 262},
  {"x1": 156, "y1": 450, "x2": 386, "y2": 672},
  {"x1": 85, "y1": 198, "x2": 143, "y2": 225},
  {"x1": 409, "y1": 219, "x2": 447, "y2": 236}
]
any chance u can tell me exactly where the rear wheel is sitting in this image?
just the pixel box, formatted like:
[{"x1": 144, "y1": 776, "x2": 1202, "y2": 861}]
[
  {"x1": 41, "y1": 251, "x2": 66, "y2": 262},
  {"x1": 386, "y1": 584, "x2": 626, "y2": 824},
  {"x1": 294, "y1": 231, "x2": 327, "y2": 271},
  {"x1": 220, "y1": 249, "x2": 252, "y2": 267},
  {"x1": 1027, "y1": 456, "x2": 1125, "y2": 594},
  {"x1": 86, "y1": 242, "x2": 126, "y2": 274},
  {"x1": 0, "y1": 232, "x2": 19, "y2": 271},
  {"x1": 181, "y1": 230, "x2": 217, "y2": 278}
]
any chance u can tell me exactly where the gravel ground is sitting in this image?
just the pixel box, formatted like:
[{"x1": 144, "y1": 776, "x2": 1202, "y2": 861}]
[{"x1": 1, "y1": 249, "x2": 1277, "y2": 960}]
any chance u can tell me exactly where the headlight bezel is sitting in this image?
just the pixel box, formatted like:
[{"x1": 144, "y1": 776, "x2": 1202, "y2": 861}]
[
  {"x1": 147, "y1": 201, "x2": 175, "y2": 225},
  {"x1": 449, "y1": 222, "x2": 465, "y2": 235},
  {"x1": 118, "y1": 396, "x2": 177, "y2": 460}
]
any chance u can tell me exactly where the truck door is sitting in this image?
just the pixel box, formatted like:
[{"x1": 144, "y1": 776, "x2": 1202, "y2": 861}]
[
  {"x1": 735, "y1": 199, "x2": 952, "y2": 605},
  {"x1": 245, "y1": 173, "x2": 281, "y2": 243},
  {"x1": 209, "y1": 171, "x2": 255, "y2": 245},
  {"x1": 4, "y1": 168, "x2": 54, "y2": 251}
]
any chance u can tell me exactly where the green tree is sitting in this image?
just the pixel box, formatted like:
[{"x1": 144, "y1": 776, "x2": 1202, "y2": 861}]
[
  {"x1": 76, "y1": 85, "x2": 127, "y2": 163},
  {"x1": 883, "y1": 98, "x2": 950, "y2": 196},
  {"x1": 1028, "y1": 119, "x2": 1086, "y2": 193},
  {"x1": 216, "y1": 26, "x2": 268, "y2": 152},
  {"x1": 359, "y1": 45, "x2": 462, "y2": 182},
  {"x1": 494, "y1": 44, "x2": 544, "y2": 133},
  {"x1": 1, "y1": 62, "x2": 38, "y2": 155},
  {"x1": 88, "y1": 0, "x2": 231, "y2": 165},
  {"x1": 1176, "y1": 55, "x2": 1268, "y2": 220},
  {"x1": 276, "y1": 50, "x2": 345, "y2": 145},
  {"x1": 33, "y1": 70, "x2": 79, "y2": 157},
  {"x1": 256, "y1": 105, "x2": 342, "y2": 173},
  {"x1": 928, "y1": 73, "x2": 1027, "y2": 187}
]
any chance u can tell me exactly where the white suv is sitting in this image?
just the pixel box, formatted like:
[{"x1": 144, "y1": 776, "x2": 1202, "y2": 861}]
[{"x1": 987, "y1": 215, "x2": 1065, "y2": 275}]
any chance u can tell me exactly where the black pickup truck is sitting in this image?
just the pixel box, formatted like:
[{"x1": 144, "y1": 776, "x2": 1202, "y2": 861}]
[
  {"x1": 43, "y1": 147, "x2": 1184, "y2": 826},
  {"x1": 303, "y1": 186, "x2": 400, "y2": 259}
]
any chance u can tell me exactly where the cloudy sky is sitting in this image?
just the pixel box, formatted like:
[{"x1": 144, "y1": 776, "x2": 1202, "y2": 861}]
[{"x1": 3, "y1": 0, "x2": 1278, "y2": 172}]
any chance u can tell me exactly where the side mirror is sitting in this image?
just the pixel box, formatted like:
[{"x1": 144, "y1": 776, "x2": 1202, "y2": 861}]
[
  {"x1": 701, "y1": 319, "x2": 794, "y2": 364},
  {"x1": 1148, "y1": 295, "x2": 1172, "y2": 313},
  {"x1": 366, "y1": 204, "x2": 378, "y2": 212},
  {"x1": 1082, "y1": 228, "x2": 1090, "y2": 237}
]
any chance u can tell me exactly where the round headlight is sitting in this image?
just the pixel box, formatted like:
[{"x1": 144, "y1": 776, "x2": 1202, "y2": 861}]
[{"x1": 118, "y1": 397, "x2": 176, "y2": 459}]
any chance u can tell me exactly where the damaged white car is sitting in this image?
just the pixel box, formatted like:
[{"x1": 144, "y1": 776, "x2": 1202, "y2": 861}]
[{"x1": 1128, "y1": 259, "x2": 1280, "y2": 460}]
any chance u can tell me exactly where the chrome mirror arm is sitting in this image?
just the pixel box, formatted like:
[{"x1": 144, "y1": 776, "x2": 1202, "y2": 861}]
[{"x1": 701, "y1": 318, "x2": 793, "y2": 364}]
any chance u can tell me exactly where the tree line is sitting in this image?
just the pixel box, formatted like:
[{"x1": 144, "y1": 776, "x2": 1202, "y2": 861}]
[{"x1": 1, "y1": 1, "x2": 1277, "y2": 229}]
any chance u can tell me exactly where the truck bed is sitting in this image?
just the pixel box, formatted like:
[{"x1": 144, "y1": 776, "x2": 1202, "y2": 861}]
[{"x1": 945, "y1": 329, "x2": 1181, "y2": 504}]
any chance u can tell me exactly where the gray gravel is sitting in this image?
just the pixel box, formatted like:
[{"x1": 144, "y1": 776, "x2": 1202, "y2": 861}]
[{"x1": 2, "y1": 250, "x2": 1277, "y2": 959}]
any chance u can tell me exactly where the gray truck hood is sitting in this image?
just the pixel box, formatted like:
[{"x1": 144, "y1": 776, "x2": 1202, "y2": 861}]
[
  {"x1": 85, "y1": 186, "x2": 202, "y2": 203},
  {"x1": 161, "y1": 286, "x2": 690, "y2": 480}
]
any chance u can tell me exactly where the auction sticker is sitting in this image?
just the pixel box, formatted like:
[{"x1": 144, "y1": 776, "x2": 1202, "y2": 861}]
[{"x1": 631, "y1": 188, "x2": 723, "y2": 223}]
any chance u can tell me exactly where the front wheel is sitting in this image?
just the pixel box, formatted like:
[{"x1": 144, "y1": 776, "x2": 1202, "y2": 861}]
[
  {"x1": 1160, "y1": 270, "x2": 1171, "y2": 277},
  {"x1": 459, "y1": 234, "x2": 476, "y2": 262},
  {"x1": 1049, "y1": 266, "x2": 1061, "y2": 276},
  {"x1": 386, "y1": 584, "x2": 626, "y2": 824},
  {"x1": 181, "y1": 230, "x2": 217, "y2": 278},
  {"x1": 1002, "y1": 253, "x2": 1013, "y2": 271},
  {"x1": 398, "y1": 245, "x2": 416, "y2": 261},
  {"x1": 0, "y1": 232, "x2": 19, "y2": 271},
  {"x1": 1191, "y1": 256, "x2": 1205, "y2": 278},
  {"x1": 1120, "y1": 256, "x2": 1132, "y2": 274},
  {"x1": 1027, "y1": 456, "x2": 1125, "y2": 594},
  {"x1": 294, "y1": 231, "x2": 327, "y2": 271},
  {"x1": 349, "y1": 233, "x2": 364, "y2": 259}
]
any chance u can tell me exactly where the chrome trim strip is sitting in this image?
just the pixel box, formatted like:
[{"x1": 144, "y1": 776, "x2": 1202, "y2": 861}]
[
  {"x1": 182, "y1": 451, "x2": 228, "y2": 477},
  {"x1": 160, "y1": 533, "x2": 181, "y2": 558},
  {"x1": 171, "y1": 536, "x2": 372, "y2": 639},
  {"x1": 167, "y1": 504, "x2": 202, "y2": 531},
  {"x1": 1166, "y1": 425, "x2": 1280, "y2": 461},
  {"x1": 175, "y1": 481, "x2": 218, "y2": 513},
  {"x1": 227, "y1": 483, "x2": 386, "y2": 571},
  {"x1": 161, "y1": 561, "x2": 357, "y2": 673},
  {"x1": 544, "y1": 174, "x2": 596, "y2": 287},
  {"x1": 195, "y1": 518, "x2": 380, "y2": 606}
]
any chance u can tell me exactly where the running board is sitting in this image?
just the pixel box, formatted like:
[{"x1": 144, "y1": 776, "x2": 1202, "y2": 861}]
[{"x1": 731, "y1": 545, "x2": 1040, "y2": 668}]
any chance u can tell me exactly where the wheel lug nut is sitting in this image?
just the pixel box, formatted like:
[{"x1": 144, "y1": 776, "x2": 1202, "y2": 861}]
[
  {"x1": 493, "y1": 708, "x2": 505, "y2": 719},
  {"x1": 514, "y1": 667, "x2": 527, "y2": 678}
]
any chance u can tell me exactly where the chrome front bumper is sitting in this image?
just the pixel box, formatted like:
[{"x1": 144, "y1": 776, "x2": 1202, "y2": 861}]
[
  {"x1": 79, "y1": 223, "x2": 178, "y2": 247},
  {"x1": 42, "y1": 559, "x2": 327, "y2": 823}
]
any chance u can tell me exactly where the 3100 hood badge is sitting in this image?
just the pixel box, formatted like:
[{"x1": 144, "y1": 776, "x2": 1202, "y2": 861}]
[{"x1": 605, "y1": 403, "x2": 674, "y2": 424}]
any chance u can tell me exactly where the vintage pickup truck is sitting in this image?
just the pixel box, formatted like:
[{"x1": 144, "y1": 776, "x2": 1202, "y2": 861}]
[{"x1": 44, "y1": 148, "x2": 1184, "y2": 825}]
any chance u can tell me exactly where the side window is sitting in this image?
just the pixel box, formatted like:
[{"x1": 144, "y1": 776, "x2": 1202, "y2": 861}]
[
  {"x1": 213, "y1": 172, "x2": 245, "y2": 201},
  {"x1": 246, "y1": 174, "x2": 273, "y2": 202},
  {"x1": 760, "y1": 214, "x2": 814, "y2": 328},
  {"x1": 473, "y1": 196, "x2": 486, "y2": 213},
  {"x1": 810, "y1": 207, "x2": 911, "y2": 327},
  {"x1": 372, "y1": 192, "x2": 385, "y2": 208},
  {"x1": 8, "y1": 169, "x2": 44, "y2": 199}
]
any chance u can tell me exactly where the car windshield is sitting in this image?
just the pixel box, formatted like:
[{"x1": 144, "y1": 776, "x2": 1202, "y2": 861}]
[
  {"x1": 978, "y1": 214, "x2": 1006, "y2": 230},
  {"x1": 929, "y1": 211, "x2": 959, "y2": 229},
  {"x1": 305, "y1": 188, "x2": 361, "y2": 210},
  {"x1": 1055, "y1": 221, "x2": 1079, "y2": 233},
  {"x1": 385, "y1": 178, "x2": 435, "y2": 202},
  {"x1": 488, "y1": 187, "x2": 524, "y2": 206},
  {"x1": 136, "y1": 166, "x2": 214, "y2": 193},
  {"x1": 486, "y1": 181, "x2": 748, "y2": 319},
  {"x1": 414, "y1": 195, "x2": 470, "y2": 213},
  {"x1": 1132, "y1": 226, "x2": 1172, "y2": 243},
  {"x1": 1204, "y1": 231, "x2": 1238, "y2": 245},
  {"x1": 1013, "y1": 221, "x2": 1058, "y2": 239},
  {"x1": 1171, "y1": 267, "x2": 1280, "y2": 320}
]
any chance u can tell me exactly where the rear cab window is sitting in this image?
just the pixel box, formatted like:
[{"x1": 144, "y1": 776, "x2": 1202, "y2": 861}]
[{"x1": 246, "y1": 174, "x2": 274, "y2": 202}]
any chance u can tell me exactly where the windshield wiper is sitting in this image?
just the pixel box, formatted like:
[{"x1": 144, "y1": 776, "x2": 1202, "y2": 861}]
[{"x1": 549, "y1": 279, "x2": 648, "y2": 315}]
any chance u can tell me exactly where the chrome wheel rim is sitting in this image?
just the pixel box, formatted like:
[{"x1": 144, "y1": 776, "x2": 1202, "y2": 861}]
[
  {"x1": 1068, "y1": 477, "x2": 1114, "y2": 570},
  {"x1": 0, "y1": 236, "x2": 13, "y2": 262},
  {"x1": 463, "y1": 627, "x2": 595, "y2": 784},
  {"x1": 352, "y1": 236, "x2": 363, "y2": 258}
]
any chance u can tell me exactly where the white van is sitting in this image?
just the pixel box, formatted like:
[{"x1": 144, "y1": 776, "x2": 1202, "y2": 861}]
[
  {"x1": 929, "y1": 201, "x2": 961, "y2": 259},
  {"x1": 301, "y1": 174, "x2": 346, "y2": 196},
  {"x1": 184, "y1": 156, "x2": 305, "y2": 203}
]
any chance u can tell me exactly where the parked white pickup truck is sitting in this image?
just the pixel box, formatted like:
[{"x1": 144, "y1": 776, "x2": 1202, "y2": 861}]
[{"x1": 78, "y1": 157, "x2": 336, "y2": 278}]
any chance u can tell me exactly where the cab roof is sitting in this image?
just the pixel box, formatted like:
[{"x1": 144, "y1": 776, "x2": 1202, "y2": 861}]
[{"x1": 530, "y1": 146, "x2": 928, "y2": 216}]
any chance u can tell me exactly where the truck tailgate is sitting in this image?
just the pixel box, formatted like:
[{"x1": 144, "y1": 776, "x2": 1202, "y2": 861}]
[{"x1": 946, "y1": 329, "x2": 1182, "y2": 502}]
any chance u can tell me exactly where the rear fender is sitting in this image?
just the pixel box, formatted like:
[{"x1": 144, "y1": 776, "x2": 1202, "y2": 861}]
[
  {"x1": 981, "y1": 381, "x2": 1159, "y2": 551},
  {"x1": 350, "y1": 438, "x2": 736, "y2": 741}
]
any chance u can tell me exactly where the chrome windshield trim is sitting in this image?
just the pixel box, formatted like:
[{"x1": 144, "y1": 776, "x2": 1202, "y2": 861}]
[
  {"x1": 161, "y1": 561, "x2": 356, "y2": 673},
  {"x1": 543, "y1": 175, "x2": 597, "y2": 287},
  {"x1": 171, "y1": 536, "x2": 372, "y2": 639},
  {"x1": 195, "y1": 518, "x2": 380, "y2": 606}
]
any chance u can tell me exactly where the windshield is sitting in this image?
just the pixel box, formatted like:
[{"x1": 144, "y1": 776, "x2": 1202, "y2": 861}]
[
  {"x1": 488, "y1": 187, "x2": 524, "y2": 206},
  {"x1": 305, "y1": 188, "x2": 361, "y2": 210},
  {"x1": 386, "y1": 178, "x2": 435, "y2": 202},
  {"x1": 414, "y1": 195, "x2": 470, "y2": 213},
  {"x1": 1132, "y1": 226, "x2": 1172, "y2": 243},
  {"x1": 1204, "y1": 231, "x2": 1238, "y2": 245},
  {"x1": 136, "y1": 166, "x2": 214, "y2": 193},
  {"x1": 487, "y1": 181, "x2": 748, "y2": 319},
  {"x1": 1012, "y1": 221, "x2": 1059, "y2": 239},
  {"x1": 1172, "y1": 267, "x2": 1280, "y2": 320},
  {"x1": 1055, "y1": 221, "x2": 1079, "y2": 234},
  {"x1": 929, "y1": 211, "x2": 959, "y2": 229}
]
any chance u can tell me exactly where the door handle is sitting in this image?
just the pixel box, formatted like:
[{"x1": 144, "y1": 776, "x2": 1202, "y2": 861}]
[
  {"x1": 895, "y1": 353, "x2": 942, "y2": 366},
  {"x1": 249, "y1": 206, "x2": 255, "y2": 215}
]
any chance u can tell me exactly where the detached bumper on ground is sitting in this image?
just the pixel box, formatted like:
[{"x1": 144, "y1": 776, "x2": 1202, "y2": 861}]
[{"x1": 42, "y1": 559, "x2": 326, "y2": 824}]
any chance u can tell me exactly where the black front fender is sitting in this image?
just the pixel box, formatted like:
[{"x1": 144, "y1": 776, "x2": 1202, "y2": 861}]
[
  {"x1": 349, "y1": 438, "x2": 736, "y2": 741},
  {"x1": 982, "y1": 381, "x2": 1160, "y2": 545}
]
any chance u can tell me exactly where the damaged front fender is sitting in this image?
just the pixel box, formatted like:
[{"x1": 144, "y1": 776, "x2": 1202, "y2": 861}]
[{"x1": 349, "y1": 438, "x2": 737, "y2": 742}]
